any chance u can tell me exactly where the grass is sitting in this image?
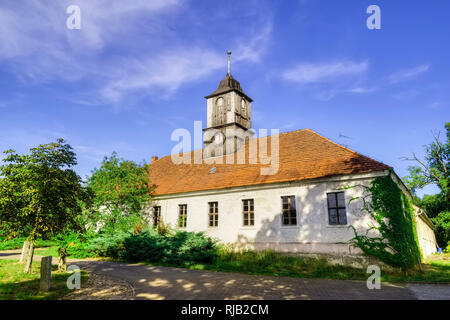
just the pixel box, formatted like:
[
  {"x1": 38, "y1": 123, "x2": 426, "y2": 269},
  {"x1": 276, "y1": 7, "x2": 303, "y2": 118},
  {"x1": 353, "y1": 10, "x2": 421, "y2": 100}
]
[
  {"x1": 135, "y1": 249, "x2": 450, "y2": 284},
  {"x1": 0, "y1": 259, "x2": 87, "y2": 300},
  {"x1": 35, "y1": 246, "x2": 59, "y2": 258},
  {"x1": 0, "y1": 237, "x2": 57, "y2": 251},
  {"x1": 16, "y1": 246, "x2": 450, "y2": 284}
]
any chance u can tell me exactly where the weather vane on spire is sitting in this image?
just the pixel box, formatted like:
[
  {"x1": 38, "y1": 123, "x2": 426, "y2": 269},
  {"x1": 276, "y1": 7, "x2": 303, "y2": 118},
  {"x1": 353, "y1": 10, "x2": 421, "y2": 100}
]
[{"x1": 227, "y1": 50, "x2": 232, "y2": 75}]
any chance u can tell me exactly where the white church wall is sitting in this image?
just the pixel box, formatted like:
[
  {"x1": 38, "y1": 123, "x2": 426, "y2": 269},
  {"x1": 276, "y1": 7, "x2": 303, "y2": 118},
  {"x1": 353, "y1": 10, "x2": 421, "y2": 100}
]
[{"x1": 148, "y1": 171, "x2": 390, "y2": 255}]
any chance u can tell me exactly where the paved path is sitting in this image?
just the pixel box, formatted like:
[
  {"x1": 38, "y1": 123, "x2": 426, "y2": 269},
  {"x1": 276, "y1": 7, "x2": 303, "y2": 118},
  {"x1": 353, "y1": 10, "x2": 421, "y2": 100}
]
[{"x1": 1, "y1": 250, "x2": 449, "y2": 300}]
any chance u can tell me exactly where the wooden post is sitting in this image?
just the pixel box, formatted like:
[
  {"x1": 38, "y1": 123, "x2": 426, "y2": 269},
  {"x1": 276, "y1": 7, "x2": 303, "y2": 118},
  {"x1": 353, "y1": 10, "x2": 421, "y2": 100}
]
[
  {"x1": 40, "y1": 256, "x2": 52, "y2": 292},
  {"x1": 58, "y1": 247, "x2": 67, "y2": 272},
  {"x1": 23, "y1": 241, "x2": 35, "y2": 274},
  {"x1": 19, "y1": 241, "x2": 29, "y2": 264}
]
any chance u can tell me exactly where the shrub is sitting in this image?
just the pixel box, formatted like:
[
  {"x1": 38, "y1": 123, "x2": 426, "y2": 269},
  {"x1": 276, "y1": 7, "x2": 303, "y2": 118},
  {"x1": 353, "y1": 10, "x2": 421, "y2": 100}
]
[
  {"x1": 169, "y1": 231, "x2": 217, "y2": 264},
  {"x1": 54, "y1": 232, "x2": 95, "y2": 258},
  {"x1": 86, "y1": 227, "x2": 217, "y2": 265},
  {"x1": 431, "y1": 211, "x2": 450, "y2": 248},
  {"x1": 87, "y1": 231, "x2": 130, "y2": 258}
]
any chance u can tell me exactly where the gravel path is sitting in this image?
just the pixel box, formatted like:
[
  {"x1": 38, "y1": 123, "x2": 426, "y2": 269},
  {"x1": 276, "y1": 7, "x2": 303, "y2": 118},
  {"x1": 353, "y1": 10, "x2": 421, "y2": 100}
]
[{"x1": 1, "y1": 250, "x2": 449, "y2": 300}]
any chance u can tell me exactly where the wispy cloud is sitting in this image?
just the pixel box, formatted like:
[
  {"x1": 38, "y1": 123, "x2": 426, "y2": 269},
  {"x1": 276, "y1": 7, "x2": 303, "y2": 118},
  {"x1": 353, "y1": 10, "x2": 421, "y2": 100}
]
[
  {"x1": 388, "y1": 64, "x2": 429, "y2": 84},
  {"x1": 281, "y1": 60, "x2": 371, "y2": 100},
  {"x1": 100, "y1": 48, "x2": 224, "y2": 103},
  {"x1": 0, "y1": 1, "x2": 273, "y2": 108},
  {"x1": 282, "y1": 60, "x2": 369, "y2": 84}
]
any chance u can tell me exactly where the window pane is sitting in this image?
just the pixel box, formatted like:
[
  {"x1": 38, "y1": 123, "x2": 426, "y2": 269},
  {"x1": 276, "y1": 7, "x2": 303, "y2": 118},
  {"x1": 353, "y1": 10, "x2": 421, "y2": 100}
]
[
  {"x1": 338, "y1": 209, "x2": 347, "y2": 225},
  {"x1": 327, "y1": 193, "x2": 337, "y2": 208},
  {"x1": 290, "y1": 196, "x2": 296, "y2": 211},
  {"x1": 329, "y1": 209, "x2": 338, "y2": 224},
  {"x1": 337, "y1": 192, "x2": 346, "y2": 207}
]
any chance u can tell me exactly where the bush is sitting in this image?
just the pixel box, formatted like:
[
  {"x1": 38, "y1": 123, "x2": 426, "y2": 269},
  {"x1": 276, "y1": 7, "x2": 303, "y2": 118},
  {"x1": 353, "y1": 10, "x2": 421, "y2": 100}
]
[
  {"x1": 86, "y1": 231, "x2": 130, "y2": 258},
  {"x1": 54, "y1": 232, "x2": 95, "y2": 258},
  {"x1": 431, "y1": 211, "x2": 450, "y2": 248},
  {"x1": 86, "y1": 228, "x2": 217, "y2": 265}
]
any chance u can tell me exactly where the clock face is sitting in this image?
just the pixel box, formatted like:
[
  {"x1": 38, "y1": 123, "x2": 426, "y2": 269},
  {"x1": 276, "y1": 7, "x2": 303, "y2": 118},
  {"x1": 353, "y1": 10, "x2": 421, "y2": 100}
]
[{"x1": 216, "y1": 97, "x2": 224, "y2": 107}]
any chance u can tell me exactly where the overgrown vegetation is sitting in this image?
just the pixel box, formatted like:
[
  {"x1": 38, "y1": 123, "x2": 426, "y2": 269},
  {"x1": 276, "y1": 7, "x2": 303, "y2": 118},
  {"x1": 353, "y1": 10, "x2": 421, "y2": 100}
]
[{"x1": 348, "y1": 175, "x2": 422, "y2": 271}]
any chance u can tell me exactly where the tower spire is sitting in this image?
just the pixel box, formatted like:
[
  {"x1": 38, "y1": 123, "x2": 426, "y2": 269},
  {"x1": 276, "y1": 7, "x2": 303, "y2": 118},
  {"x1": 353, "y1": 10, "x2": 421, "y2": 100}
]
[{"x1": 227, "y1": 50, "x2": 231, "y2": 75}]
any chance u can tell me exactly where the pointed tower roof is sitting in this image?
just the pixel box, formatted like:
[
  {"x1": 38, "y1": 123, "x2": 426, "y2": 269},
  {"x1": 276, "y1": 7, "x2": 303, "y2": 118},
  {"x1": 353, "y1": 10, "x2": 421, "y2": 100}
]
[{"x1": 205, "y1": 51, "x2": 253, "y2": 101}]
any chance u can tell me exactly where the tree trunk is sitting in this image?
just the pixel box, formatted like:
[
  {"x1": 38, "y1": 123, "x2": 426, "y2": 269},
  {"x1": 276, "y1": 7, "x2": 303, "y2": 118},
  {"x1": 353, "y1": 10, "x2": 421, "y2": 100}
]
[
  {"x1": 19, "y1": 241, "x2": 30, "y2": 264},
  {"x1": 24, "y1": 241, "x2": 35, "y2": 274}
]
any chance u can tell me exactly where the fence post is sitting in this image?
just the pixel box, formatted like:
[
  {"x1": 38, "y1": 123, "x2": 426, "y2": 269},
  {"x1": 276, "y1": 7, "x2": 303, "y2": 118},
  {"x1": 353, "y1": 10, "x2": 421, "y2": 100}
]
[{"x1": 40, "y1": 256, "x2": 52, "y2": 291}]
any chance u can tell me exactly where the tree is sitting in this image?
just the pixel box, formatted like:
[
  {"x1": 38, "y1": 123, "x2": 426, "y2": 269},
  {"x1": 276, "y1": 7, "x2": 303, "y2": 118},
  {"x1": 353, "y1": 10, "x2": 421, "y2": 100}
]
[
  {"x1": 403, "y1": 123, "x2": 450, "y2": 248},
  {"x1": 86, "y1": 152, "x2": 153, "y2": 233},
  {"x1": 0, "y1": 139, "x2": 91, "y2": 273},
  {"x1": 403, "y1": 122, "x2": 449, "y2": 201}
]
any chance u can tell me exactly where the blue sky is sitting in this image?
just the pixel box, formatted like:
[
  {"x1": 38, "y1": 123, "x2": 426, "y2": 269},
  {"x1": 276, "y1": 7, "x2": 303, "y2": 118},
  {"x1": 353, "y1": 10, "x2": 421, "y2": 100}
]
[{"x1": 0, "y1": 0, "x2": 448, "y2": 197}]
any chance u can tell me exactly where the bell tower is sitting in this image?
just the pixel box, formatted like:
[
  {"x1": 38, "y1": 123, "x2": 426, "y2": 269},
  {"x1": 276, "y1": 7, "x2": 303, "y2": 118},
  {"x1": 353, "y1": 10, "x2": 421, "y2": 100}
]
[{"x1": 203, "y1": 51, "x2": 253, "y2": 157}]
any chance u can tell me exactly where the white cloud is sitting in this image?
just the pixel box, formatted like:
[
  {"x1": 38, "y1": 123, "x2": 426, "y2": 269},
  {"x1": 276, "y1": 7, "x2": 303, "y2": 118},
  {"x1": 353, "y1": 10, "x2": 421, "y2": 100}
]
[
  {"x1": 388, "y1": 64, "x2": 429, "y2": 84},
  {"x1": 0, "y1": 1, "x2": 273, "y2": 108},
  {"x1": 282, "y1": 60, "x2": 369, "y2": 84},
  {"x1": 100, "y1": 48, "x2": 224, "y2": 103}
]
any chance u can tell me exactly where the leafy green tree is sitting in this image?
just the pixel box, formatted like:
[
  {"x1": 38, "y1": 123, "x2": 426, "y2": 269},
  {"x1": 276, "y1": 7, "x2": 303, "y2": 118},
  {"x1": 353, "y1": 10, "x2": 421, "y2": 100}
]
[
  {"x1": 0, "y1": 139, "x2": 91, "y2": 273},
  {"x1": 431, "y1": 211, "x2": 450, "y2": 248},
  {"x1": 403, "y1": 122, "x2": 449, "y2": 200},
  {"x1": 403, "y1": 123, "x2": 450, "y2": 248},
  {"x1": 86, "y1": 152, "x2": 153, "y2": 233}
]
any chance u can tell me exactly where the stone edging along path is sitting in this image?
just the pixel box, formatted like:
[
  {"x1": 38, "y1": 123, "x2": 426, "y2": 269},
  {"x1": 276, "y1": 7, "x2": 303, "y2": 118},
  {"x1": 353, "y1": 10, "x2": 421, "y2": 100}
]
[{"x1": 1, "y1": 250, "x2": 449, "y2": 300}]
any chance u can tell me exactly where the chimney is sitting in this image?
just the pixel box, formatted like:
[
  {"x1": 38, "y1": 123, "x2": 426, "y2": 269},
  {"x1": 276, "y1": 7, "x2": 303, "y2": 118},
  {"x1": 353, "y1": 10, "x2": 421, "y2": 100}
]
[{"x1": 151, "y1": 156, "x2": 158, "y2": 163}]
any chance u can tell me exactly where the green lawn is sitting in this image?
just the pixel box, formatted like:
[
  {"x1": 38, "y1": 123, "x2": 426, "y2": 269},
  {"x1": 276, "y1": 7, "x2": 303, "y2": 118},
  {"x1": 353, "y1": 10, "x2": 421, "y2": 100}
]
[
  {"x1": 35, "y1": 246, "x2": 59, "y2": 258},
  {"x1": 0, "y1": 259, "x2": 87, "y2": 300},
  {"x1": 138, "y1": 250, "x2": 450, "y2": 284},
  {"x1": 28, "y1": 246, "x2": 450, "y2": 284}
]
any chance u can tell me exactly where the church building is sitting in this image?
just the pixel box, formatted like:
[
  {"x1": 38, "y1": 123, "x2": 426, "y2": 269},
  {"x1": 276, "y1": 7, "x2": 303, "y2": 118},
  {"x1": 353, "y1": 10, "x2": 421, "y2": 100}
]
[{"x1": 147, "y1": 53, "x2": 437, "y2": 258}]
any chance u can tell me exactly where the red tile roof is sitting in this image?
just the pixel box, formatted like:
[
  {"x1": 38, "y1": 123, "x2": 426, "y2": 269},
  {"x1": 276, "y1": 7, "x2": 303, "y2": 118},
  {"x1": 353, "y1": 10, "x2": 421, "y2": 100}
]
[{"x1": 148, "y1": 129, "x2": 390, "y2": 196}]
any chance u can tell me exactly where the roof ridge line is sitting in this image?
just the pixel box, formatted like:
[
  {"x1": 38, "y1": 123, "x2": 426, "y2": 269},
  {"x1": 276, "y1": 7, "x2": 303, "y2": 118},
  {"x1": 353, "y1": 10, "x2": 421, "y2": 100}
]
[{"x1": 306, "y1": 129, "x2": 390, "y2": 167}]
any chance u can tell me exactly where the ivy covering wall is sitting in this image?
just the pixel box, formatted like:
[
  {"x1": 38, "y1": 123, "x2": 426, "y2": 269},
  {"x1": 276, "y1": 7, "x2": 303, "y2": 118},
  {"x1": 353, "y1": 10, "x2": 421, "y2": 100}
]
[{"x1": 349, "y1": 174, "x2": 422, "y2": 271}]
